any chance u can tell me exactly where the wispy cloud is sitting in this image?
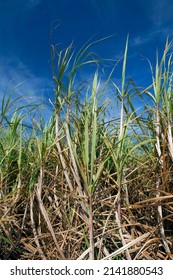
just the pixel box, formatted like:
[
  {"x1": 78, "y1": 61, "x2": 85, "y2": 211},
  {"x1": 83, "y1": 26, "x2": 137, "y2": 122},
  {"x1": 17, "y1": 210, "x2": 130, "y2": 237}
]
[
  {"x1": 131, "y1": 0, "x2": 173, "y2": 47},
  {"x1": 148, "y1": 0, "x2": 173, "y2": 27},
  {"x1": 16, "y1": 0, "x2": 42, "y2": 10},
  {"x1": 132, "y1": 27, "x2": 173, "y2": 48},
  {"x1": 90, "y1": 0, "x2": 118, "y2": 22},
  {"x1": 0, "y1": 56, "x2": 53, "y2": 121}
]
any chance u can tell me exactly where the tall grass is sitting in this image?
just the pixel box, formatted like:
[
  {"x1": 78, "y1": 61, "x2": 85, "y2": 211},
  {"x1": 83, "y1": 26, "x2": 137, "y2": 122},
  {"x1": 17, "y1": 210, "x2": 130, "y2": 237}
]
[{"x1": 0, "y1": 38, "x2": 173, "y2": 260}]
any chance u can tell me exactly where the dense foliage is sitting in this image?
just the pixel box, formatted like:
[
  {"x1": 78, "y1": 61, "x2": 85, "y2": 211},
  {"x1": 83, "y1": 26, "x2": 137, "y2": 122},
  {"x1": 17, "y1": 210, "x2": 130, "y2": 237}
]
[{"x1": 0, "y1": 38, "x2": 173, "y2": 259}]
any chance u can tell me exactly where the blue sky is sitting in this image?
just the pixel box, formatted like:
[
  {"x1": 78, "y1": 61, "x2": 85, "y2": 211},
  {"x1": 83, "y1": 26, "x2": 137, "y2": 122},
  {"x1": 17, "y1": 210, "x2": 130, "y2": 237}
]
[{"x1": 1, "y1": 0, "x2": 173, "y2": 118}]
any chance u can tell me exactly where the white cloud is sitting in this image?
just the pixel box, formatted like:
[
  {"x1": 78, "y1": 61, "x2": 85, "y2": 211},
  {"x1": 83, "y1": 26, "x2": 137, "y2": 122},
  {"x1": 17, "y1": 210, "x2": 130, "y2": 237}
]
[
  {"x1": 132, "y1": 27, "x2": 173, "y2": 48},
  {"x1": 90, "y1": 0, "x2": 119, "y2": 23},
  {"x1": 17, "y1": 0, "x2": 42, "y2": 10},
  {"x1": 0, "y1": 56, "x2": 53, "y2": 122},
  {"x1": 149, "y1": 0, "x2": 173, "y2": 27},
  {"x1": 132, "y1": 0, "x2": 173, "y2": 48},
  {"x1": 137, "y1": 0, "x2": 173, "y2": 29},
  {"x1": 27, "y1": 0, "x2": 42, "y2": 9}
]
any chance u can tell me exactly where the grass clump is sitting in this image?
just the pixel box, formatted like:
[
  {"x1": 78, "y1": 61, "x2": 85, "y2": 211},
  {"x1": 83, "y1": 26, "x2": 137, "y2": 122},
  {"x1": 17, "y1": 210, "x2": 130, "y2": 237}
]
[{"x1": 0, "y1": 38, "x2": 173, "y2": 260}]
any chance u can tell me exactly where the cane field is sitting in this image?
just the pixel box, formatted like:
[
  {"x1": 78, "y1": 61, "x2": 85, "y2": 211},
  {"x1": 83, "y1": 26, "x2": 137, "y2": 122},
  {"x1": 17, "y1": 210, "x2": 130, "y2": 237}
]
[{"x1": 0, "y1": 38, "x2": 173, "y2": 260}]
